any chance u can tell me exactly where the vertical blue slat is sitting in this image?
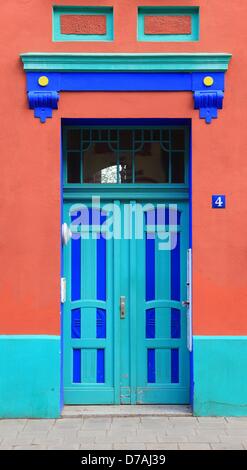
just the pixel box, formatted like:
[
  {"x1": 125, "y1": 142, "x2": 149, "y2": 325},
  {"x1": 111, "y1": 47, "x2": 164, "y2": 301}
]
[
  {"x1": 171, "y1": 229, "x2": 180, "y2": 341},
  {"x1": 97, "y1": 349, "x2": 105, "y2": 383},
  {"x1": 171, "y1": 232, "x2": 180, "y2": 300},
  {"x1": 147, "y1": 349, "x2": 155, "y2": 383},
  {"x1": 165, "y1": 207, "x2": 169, "y2": 225},
  {"x1": 146, "y1": 236, "x2": 155, "y2": 301},
  {"x1": 71, "y1": 211, "x2": 81, "y2": 300},
  {"x1": 146, "y1": 309, "x2": 155, "y2": 338},
  {"x1": 171, "y1": 308, "x2": 181, "y2": 338},
  {"x1": 96, "y1": 308, "x2": 106, "y2": 338},
  {"x1": 71, "y1": 308, "x2": 81, "y2": 338},
  {"x1": 71, "y1": 211, "x2": 82, "y2": 300},
  {"x1": 171, "y1": 348, "x2": 179, "y2": 383},
  {"x1": 165, "y1": 207, "x2": 181, "y2": 225},
  {"x1": 73, "y1": 349, "x2": 81, "y2": 383},
  {"x1": 97, "y1": 234, "x2": 106, "y2": 301},
  {"x1": 71, "y1": 237, "x2": 81, "y2": 301},
  {"x1": 88, "y1": 207, "x2": 93, "y2": 226}
]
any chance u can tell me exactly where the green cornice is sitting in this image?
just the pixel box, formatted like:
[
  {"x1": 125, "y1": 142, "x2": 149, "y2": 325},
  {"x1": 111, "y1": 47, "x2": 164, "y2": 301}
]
[{"x1": 20, "y1": 53, "x2": 232, "y2": 72}]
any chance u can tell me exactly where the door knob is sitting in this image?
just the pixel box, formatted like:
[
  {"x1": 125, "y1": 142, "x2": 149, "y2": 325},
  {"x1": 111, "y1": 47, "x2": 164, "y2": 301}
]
[
  {"x1": 62, "y1": 223, "x2": 72, "y2": 245},
  {"x1": 182, "y1": 300, "x2": 190, "y2": 307}
]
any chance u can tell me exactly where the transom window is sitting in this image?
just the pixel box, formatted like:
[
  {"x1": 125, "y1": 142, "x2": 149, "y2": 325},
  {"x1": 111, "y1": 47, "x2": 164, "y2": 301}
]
[{"x1": 63, "y1": 127, "x2": 188, "y2": 184}]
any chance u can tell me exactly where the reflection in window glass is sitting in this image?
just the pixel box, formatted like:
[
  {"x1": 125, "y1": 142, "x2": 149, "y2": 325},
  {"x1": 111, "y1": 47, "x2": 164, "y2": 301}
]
[
  {"x1": 135, "y1": 143, "x2": 169, "y2": 183},
  {"x1": 101, "y1": 165, "x2": 118, "y2": 183},
  {"x1": 83, "y1": 143, "x2": 117, "y2": 183},
  {"x1": 119, "y1": 152, "x2": 132, "y2": 183}
]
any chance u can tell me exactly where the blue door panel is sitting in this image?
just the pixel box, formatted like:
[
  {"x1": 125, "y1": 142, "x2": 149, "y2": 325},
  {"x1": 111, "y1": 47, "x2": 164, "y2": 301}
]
[
  {"x1": 136, "y1": 203, "x2": 190, "y2": 404},
  {"x1": 63, "y1": 204, "x2": 115, "y2": 404}
]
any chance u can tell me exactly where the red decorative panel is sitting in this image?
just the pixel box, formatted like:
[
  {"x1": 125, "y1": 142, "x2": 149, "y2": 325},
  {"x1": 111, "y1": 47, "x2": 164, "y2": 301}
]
[
  {"x1": 144, "y1": 16, "x2": 191, "y2": 35},
  {"x1": 60, "y1": 15, "x2": 106, "y2": 35}
]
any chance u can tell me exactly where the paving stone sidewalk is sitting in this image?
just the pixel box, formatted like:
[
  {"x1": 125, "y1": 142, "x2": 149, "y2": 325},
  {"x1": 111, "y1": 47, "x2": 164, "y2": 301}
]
[{"x1": 0, "y1": 416, "x2": 247, "y2": 450}]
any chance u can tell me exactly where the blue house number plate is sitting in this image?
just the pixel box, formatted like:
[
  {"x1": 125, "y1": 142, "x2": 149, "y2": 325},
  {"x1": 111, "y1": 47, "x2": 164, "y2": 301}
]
[{"x1": 212, "y1": 195, "x2": 226, "y2": 208}]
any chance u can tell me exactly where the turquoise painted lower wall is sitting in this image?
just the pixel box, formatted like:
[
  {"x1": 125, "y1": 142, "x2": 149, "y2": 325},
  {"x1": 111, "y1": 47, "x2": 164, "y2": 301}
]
[
  {"x1": 1, "y1": 334, "x2": 247, "y2": 417},
  {"x1": 0, "y1": 335, "x2": 61, "y2": 418},
  {"x1": 193, "y1": 336, "x2": 247, "y2": 416}
]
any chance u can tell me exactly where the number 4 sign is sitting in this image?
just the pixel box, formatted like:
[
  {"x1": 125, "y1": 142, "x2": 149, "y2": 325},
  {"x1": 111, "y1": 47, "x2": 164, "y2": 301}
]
[{"x1": 212, "y1": 195, "x2": 226, "y2": 209}]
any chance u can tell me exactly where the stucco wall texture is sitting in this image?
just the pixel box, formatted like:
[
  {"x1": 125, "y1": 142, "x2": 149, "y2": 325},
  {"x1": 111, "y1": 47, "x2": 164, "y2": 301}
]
[
  {"x1": 60, "y1": 15, "x2": 107, "y2": 35},
  {"x1": 144, "y1": 16, "x2": 192, "y2": 35},
  {"x1": 0, "y1": 0, "x2": 247, "y2": 336}
]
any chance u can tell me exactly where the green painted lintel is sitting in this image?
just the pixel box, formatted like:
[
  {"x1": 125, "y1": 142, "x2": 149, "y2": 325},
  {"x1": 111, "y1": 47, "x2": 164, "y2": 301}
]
[{"x1": 20, "y1": 53, "x2": 232, "y2": 72}]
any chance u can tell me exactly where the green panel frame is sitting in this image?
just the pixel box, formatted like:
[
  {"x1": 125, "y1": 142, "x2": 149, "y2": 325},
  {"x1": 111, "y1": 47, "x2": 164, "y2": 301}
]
[
  {"x1": 138, "y1": 7, "x2": 199, "y2": 42},
  {"x1": 53, "y1": 6, "x2": 114, "y2": 42}
]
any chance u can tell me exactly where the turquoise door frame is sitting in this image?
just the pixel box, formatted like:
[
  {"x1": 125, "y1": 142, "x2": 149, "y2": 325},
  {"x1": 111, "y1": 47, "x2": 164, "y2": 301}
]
[{"x1": 63, "y1": 188, "x2": 190, "y2": 404}]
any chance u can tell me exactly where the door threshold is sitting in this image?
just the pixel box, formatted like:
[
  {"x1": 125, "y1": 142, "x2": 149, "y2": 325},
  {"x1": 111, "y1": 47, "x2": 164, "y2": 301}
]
[{"x1": 62, "y1": 405, "x2": 192, "y2": 418}]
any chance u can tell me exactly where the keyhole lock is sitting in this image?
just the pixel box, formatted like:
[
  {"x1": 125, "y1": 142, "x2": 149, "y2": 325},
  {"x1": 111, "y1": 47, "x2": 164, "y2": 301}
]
[{"x1": 120, "y1": 296, "x2": 126, "y2": 319}]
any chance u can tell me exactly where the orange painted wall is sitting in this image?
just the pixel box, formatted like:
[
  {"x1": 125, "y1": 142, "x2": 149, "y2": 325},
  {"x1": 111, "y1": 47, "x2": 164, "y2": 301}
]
[{"x1": 0, "y1": 0, "x2": 247, "y2": 335}]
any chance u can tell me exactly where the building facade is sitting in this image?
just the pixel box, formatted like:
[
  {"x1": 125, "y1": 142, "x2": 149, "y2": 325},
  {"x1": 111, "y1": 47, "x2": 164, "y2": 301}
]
[{"x1": 0, "y1": 0, "x2": 246, "y2": 418}]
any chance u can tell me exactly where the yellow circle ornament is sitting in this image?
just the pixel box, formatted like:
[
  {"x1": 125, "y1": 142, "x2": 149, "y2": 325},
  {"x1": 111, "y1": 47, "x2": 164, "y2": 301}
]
[
  {"x1": 38, "y1": 76, "x2": 49, "y2": 87},
  {"x1": 203, "y1": 76, "x2": 214, "y2": 87}
]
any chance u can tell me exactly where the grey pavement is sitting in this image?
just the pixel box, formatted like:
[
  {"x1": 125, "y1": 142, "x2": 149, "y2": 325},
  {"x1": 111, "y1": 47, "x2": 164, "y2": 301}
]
[{"x1": 0, "y1": 416, "x2": 247, "y2": 450}]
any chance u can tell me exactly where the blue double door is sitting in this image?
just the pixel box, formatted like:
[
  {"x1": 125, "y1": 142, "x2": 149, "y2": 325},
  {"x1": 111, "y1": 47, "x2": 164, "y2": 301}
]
[{"x1": 63, "y1": 196, "x2": 190, "y2": 404}]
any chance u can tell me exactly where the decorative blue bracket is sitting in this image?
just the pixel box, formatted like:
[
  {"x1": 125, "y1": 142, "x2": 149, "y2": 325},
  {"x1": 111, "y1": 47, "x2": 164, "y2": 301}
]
[
  {"x1": 193, "y1": 90, "x2": 224, "y2": 124},
  {"x1": 20, "y1": 53, "x2": 232, "y2": 124},
  {"x1": 28, "y1": 91, "x2": 59, "y2": 123}
]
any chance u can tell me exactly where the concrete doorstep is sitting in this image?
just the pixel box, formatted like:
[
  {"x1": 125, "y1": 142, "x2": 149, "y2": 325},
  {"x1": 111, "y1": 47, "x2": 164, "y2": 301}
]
[{"x1": 62, "y1": 405, "x2": 192, "y2": 418}]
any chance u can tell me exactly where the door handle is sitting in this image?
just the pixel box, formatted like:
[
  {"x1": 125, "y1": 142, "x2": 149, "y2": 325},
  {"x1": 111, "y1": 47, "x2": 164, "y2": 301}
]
[
  {"x1": 61, "y1": 277, "x2": 66, "y2": 304},
  {"x1": 182, "y1": 300, "x2": 190, "y2": 307},
  {"x1": 120, "y1": 296, "x2": 126, "y2": 319},
  {"x1": 62, "y1": 223, "x2": 72, "y2": 245}
]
